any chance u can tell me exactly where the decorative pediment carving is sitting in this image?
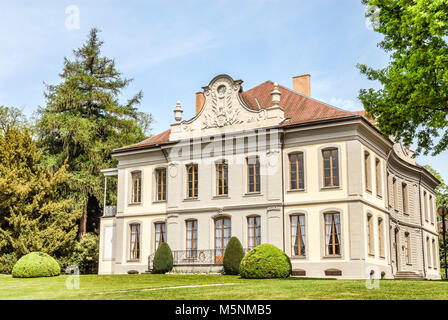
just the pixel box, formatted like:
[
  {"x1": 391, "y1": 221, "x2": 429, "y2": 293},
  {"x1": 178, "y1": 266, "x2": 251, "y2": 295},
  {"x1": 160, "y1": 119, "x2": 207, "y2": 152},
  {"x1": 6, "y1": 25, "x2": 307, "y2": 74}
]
[
  {"x1": 393, "y1": 141, "x2": 416, "y2": 165},
  {"x1": 170, "y1": 74, "x2": 284, "y2": 141}
]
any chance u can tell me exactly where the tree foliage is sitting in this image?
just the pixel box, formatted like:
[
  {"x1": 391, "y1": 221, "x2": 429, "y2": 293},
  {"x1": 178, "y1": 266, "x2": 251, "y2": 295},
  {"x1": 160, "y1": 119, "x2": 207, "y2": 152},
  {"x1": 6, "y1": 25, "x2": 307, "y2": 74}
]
[
  {"x1": 223, "y1": 236, "x2": 245, "y2": 275},
  {"x1": 0, "y1": 127, "x2": 81, "y2": 273},
  {"x1": 358, "y1": 0, "x2": 448, "y2": 155},
  {"x1": 152, "y1": 242, "x2": 173, "y2": 274},
  {"x1": 35, "y1": 28, "x2": 153, "y2": 235},
  {"x1": 424, "y1": 165, "x2": 448, "y2": 207}
]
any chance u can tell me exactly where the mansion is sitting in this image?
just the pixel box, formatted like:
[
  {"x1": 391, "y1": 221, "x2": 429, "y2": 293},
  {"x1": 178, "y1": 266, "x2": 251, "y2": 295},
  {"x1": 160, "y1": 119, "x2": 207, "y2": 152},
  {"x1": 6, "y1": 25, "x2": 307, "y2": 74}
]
[{"x1": 98, "y1": 74, "x2": 440, "y2": 280}]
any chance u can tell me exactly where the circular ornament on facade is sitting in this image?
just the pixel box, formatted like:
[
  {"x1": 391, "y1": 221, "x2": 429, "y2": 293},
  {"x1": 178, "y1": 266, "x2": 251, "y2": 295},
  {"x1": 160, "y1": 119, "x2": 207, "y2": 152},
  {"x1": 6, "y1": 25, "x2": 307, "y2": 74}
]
[
  {"x1": 169, "y1": 164, "x2": 178, "y2": 178},
  {"x1": 217, "y1": 85, "x2": 227, "y2": 96}
]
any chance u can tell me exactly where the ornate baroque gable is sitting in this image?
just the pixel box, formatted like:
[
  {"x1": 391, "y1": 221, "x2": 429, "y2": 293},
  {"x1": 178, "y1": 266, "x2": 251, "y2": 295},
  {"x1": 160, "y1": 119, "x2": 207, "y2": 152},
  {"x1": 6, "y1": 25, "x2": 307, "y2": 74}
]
[
  {"x1": 169, "y1": 74, "x2": 284, "y2": 141},
  {"x1": 392, "y1": 141, "x2": 416, "y2": 165}
]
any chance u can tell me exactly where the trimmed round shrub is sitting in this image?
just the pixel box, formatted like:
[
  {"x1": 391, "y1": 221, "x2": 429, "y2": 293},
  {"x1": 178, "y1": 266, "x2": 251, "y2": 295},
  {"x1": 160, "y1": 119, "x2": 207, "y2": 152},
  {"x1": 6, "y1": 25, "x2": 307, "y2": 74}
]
[
  {"x1": 152, "y1": 242, "x2": 173, "y2": 274},
  {"x1": 240, "y1": 244, "x2": 292, "y2": 279},
  {"x1": 12, "y1": 252, "x2": 61, "y2": 278},
  {"x1": 223, "y1": 237, "x2": 245, "y2": 275}
]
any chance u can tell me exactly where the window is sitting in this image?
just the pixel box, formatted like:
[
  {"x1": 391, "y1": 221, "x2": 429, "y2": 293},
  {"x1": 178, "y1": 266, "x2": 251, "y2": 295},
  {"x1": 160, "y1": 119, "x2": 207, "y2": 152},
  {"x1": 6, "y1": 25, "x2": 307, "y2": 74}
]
[
  {"x1": 402, "y1": 183, "x2": 408, "y2": 214},
  {"x1": 154, "y1": 222, "x2": 166, "y2": 251},
  {"x1": 392, "y1": 178, "x2": 397, "y2": 211},
  {"x1": 247, "y1": 157, "x2": 260, "y2": 193},
  {"x1": 186, "y1": 220, "x2": 198, "y2": 258},
  {"x1": 289, "y1": 152, "x2": 304, "y2": 190},
  {"x1": 216, "y1": 161, "x2": 228, "y2": 196},
  {"x1": 215, "y1": 217, "x2": 231, "y2": 263},
  {"x1": 365, "y1": 151, "x2": 371, "y2": 192},
  {"x1": 378, "y1": 218, "x2": 384, "y2": 258},
  {"x1": 375, "y1": 158, "x2": 382, "y2": 197},
  {"x1": 405, "y1": 232, "x2": 411, "y2": 265},
  {"x1": 291, "y1": 215, "x2": 306, "y2": 256},
  {"x1": 322, "y1": 148, "x2": 339, "y2": 187},
  {"x1": 247, "y1": 216, "x2": 261, "y2": 250},
  {"x1": 367, "y1": 214, "x2": 374, "y2": 256},
  {"x1": 155, "y1": 168, "x2": 166, "y2": 201},
  {"x1": 131, "y1": 171, "x2": 142, "y2": 203},
  {"x1": 129, "y1": 224, "x2": 140, "y2": 260},
  {"x1": 324, "y1": 212, "x2": 341, "y2": 256},
  {"x1": 186, "y1": 164, "x2": 198, "y2": 198},
  {"x1": 433, "y1": 239, "x2": 437, "y2": 270},
  {"x1": 427, "y1": 237, "x2": 432, "y2": 268},
  {"x1": 429, "y1": 195, "x2": 434, "y2": 224},
  {"x1": 424, "y1": 191, "x2": 428, "y2": 221}
]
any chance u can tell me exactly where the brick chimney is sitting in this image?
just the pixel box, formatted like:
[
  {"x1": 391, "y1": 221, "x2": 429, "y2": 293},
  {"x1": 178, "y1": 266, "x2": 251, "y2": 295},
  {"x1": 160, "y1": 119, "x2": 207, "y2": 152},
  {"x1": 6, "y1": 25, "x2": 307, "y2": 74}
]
[
  {"x1": 292, "y1": 74, "x2": 311, "y2": 96},
  {"x1": 196, "y1": 92, "x2": 205, "y2": 114}
]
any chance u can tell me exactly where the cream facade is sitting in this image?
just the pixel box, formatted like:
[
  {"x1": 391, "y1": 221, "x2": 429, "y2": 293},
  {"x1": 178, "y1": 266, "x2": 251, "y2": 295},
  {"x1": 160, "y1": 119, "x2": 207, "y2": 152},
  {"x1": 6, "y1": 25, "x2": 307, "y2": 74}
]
[{"x1": 99, "y1": 74, "x2": 440, "y2": 279}]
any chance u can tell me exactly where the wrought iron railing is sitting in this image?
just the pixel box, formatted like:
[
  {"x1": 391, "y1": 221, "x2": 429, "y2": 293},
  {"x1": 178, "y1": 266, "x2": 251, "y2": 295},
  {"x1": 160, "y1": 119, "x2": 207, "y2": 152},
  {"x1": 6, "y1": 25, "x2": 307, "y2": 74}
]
[
  {"x1": 103, "y1": 206, "x2": 117, "y2": 217},
  {"x1": 147, "y1": 248, "x2": 252, "y2": 271}
]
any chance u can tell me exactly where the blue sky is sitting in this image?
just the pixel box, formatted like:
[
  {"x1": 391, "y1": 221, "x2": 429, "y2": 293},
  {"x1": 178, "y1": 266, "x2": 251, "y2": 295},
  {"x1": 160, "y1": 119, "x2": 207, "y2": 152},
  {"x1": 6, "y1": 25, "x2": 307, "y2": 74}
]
[{"x1": 0, "y1": 0, "x2": 446, "y2": 181}]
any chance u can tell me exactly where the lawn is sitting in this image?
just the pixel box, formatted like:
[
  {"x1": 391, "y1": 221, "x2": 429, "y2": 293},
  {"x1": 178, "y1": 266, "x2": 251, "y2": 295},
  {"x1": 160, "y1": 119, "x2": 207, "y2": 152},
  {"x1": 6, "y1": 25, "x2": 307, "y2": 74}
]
[{"x1": 1, "y1": 274, "x2": 448, "y2": 300}]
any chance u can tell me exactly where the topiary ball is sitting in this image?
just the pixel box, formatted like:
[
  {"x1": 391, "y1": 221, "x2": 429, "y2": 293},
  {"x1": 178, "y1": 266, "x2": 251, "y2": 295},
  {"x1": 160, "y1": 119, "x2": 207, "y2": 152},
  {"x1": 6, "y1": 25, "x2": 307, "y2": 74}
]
[
  {"x1": 240, "y1": 244, "x2": 292, "y2": 279},
  {"x1": 223, "y1": 237, "x2": 245, "y2": 275},
  {"x1": 152, "y1": 242, "x2": 174, "y2": 274},
  {"x1": 12, "y1": 252, "x2": 61, "y2": 278}
]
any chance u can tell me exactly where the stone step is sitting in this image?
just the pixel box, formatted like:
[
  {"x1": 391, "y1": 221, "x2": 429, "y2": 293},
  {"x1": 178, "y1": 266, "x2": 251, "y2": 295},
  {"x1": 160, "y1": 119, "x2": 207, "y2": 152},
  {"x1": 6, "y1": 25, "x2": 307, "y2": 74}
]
[{"x1": 394, "y1": 271, "x2": 424, "y2": 280}]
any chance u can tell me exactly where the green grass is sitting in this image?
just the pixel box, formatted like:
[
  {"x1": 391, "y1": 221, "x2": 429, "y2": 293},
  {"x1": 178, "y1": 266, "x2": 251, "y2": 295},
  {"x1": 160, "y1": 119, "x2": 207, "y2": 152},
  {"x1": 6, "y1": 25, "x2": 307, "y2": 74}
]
[{"x1": 1, "y1": 274, "x2": 448, "y2": 300}]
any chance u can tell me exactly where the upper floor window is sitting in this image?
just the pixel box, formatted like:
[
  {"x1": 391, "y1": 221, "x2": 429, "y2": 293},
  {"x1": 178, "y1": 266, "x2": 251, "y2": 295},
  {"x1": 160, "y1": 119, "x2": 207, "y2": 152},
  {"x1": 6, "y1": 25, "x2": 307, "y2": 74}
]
[
  {"x1": 429, "y1": 195, "x2": 434, "y2": 224},
  {"x1": 289, "y1": 152, "x2": 304, "y2": 191},
  {"x1": 324, "y1": 212, "x2": 341, "y2": 256},
  {"x1": 364, "y1": 151, "x2": 371, "y2": 192},
  {"x1": 378, "y1": 218, "x2": 384, "y2": 258},
  {"x1": 322, "y1": 148, "x2": 339, "y2": 188},
  {"x1": 402, "y1": 183, "x2": 408, "y2": 214},
  {"x1": 155, "y1": 168, "x2": 166, "y2": 201},
  {"x1": 129, "y1": 223, "x2": 140, "y2": 260},
  {"x1": 423, "y1": 191, "x2": 428, "y2": 221},
  {"x1": 186, "y1": 164, "x2": 198, "y2": 198},
  {"x1": 216, "y1": 161, "x2": 228, "y2": 196},
  {"x1": 392, "y1": 178, "x2": 397, "y2": 211},
  {"x1": 131, "y1": 171, "x2": 142, "y2": 203},
  {"x1": 291, "y1": 214, "x2": 306, "y2": 256},
  {"x1": 247, "y1": 156, "x2": 260, "y2": 193},
  {"x1": 375, "y1": 158, "x2": 382, "y2": 197},
  {"x1": 186, "y1": 220, "x2": 198, "y2": 258},
  {"x1": 367, "y1": 214, "x2": 374, "y2": 256},
  {"x1": 154, "y1": 222, "x2": 166, "y2": 251},
  {"x1": 247, "y1": 216, "x2": 261, "y2": 250}
]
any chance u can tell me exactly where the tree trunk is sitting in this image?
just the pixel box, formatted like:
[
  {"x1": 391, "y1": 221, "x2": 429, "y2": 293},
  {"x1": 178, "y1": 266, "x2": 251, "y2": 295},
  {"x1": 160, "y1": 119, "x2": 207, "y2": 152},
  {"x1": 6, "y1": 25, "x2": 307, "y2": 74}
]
[{"x1": 79, "y1": 206, "x2": 87, "y2": 237}]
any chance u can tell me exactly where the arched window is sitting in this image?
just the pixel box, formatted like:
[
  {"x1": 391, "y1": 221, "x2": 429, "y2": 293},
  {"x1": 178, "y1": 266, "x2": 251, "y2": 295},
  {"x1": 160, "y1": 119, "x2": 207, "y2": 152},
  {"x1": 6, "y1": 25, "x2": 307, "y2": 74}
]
[
  {"x1": 290, "y1": 214, "x2": 306, "y2": 256},
  {"x1": 154, "y1": 222, "x2": 166, "y2": 251},
  {"x1": 364, "y1": 151, "x2": 371, "y2": 192},
  {"x1": 375, "y1": 158, "x2": 382, "y2": 197},
  {"x1": 129, "y1": 223, "x2": 141, "y2": 260},
  {"x1": 322, "y1": 148, "x2": 339, "y2": 187},
  {"x1": 131, "y1": 171, "x2": 142, "y2": 203},
  {"x1": 378, "y1": 218, "x2": 384, "y2": 258},
  {"x1": 215, "y1": 217, "x2": 231, "y2": 263},
  {"x1": 405, "y1": 232, "x2": 411, "y2": 265},
  {"x1": 402, "y1": 183, "x2": 408, "y2": 214},
  {"x1": 433, "y1": 239, "x2": 437, "y2": 270},
  {"x1": 367, "y1": 214, "x2": 374, "y2": 256},
  {"x1": 289, "y1": 152, "x2": 304, "y2": 190},
  {"x1": 216, "y1": 160, "x2": 228, "y2": 196},
  {"x1": 423, "y1": 191, "x2": 428, "y2": 221},
  {"x1": 324, "y1": 212, "x2": 341, "y2": 256},
  {"x1": 392, "y1": 178, "x2": 397, "y2": 210},
  {"x1": 247, "y1": 216, "x2": 261, "y2": 250}
]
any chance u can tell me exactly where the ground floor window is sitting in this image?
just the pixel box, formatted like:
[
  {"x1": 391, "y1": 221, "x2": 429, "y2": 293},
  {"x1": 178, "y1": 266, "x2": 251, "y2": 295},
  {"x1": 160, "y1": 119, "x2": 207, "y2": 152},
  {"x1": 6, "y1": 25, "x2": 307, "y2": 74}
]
[
  {"x1": 186, "y1": 220, "x2": 198, "y2": 258},
  {"x1": 154, "y1": 222, "x2": 166, "y2": 251},
  {"x1": 215, "y1": 217, "x2": 231, "y2": 263},
  {"x1": 247, "y1": 216, "x2": 261, "y2": 250},
  {"x1": 129, "y1": 224, "x2": 140, "y2": 260},
  {"x1": 290, "y1": 215, "x2": 306, "y2": 256},
  {"x1": 324, "y1": 212, "x2": 341, "y2": 256}
]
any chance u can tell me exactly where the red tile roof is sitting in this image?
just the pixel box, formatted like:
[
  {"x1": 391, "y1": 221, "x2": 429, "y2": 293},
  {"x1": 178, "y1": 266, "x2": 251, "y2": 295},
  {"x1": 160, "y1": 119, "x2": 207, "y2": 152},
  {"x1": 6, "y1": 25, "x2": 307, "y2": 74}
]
[
  {"x1": 354, "y1": 110, "x2": 376, "y2": 124},
  {"x1": 114, "y1": 80, "x2": 363, "y2": 153}
]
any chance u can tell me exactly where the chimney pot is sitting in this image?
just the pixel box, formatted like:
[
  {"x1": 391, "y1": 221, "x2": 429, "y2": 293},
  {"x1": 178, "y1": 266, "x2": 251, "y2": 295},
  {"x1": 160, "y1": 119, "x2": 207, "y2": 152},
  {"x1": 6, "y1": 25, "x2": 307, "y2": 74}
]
[
  {"x1": 292, "y1": 74, "x2": 311, "y2": 96},
  {"x1": 196, "y1": 92, "x2": 205, "y2": 115}
]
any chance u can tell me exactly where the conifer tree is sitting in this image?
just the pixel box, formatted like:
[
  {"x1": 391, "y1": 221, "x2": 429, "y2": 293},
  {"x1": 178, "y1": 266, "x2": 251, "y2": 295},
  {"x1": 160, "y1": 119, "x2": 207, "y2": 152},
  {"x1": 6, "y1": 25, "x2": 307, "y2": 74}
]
[{"x1": 36, "y1": 28, "x2": 152, "y2": 236}]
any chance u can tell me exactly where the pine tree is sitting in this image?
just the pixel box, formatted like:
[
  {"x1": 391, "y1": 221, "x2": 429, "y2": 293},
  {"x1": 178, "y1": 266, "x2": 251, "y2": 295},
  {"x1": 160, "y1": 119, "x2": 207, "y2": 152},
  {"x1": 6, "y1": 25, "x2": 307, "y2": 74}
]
[
  {"x1": 0, "y1": 127, "x2": 81, "y2": 272},
  {"x1": 36, "y1": 28, "x2": 152, "y2": 236}
]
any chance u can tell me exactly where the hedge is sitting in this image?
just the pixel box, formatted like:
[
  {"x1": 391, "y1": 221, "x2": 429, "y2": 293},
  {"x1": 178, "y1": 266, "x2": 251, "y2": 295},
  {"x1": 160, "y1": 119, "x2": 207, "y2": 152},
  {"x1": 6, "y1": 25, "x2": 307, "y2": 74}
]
[
  {"x1": 12, "y1": 252, "x2": 61, "y2": 278},
  {"x1": 240, "y1": 244, "x2": 291, "y2": 279}
]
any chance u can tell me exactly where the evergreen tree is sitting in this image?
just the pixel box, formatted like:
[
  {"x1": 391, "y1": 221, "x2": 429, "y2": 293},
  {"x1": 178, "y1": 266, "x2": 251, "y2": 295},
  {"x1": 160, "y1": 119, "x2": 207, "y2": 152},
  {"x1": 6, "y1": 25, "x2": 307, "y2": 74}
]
[
  {"x1": 35, "y1": 28, "x2": 152, "y2": 236},
  {"x1": 0, "y1": 126, "x2": 81, "y2": 272}
]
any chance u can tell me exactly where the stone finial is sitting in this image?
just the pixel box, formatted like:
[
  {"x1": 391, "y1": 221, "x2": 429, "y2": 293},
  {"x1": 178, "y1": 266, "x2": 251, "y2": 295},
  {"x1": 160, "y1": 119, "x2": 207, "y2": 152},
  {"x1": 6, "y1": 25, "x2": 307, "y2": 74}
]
[
  {"x1": 173, "y1": 101, "x2": 183, "y2": 122},
  {"x1": 271, "y1": 82, "x2": 281, "y2": 107}
]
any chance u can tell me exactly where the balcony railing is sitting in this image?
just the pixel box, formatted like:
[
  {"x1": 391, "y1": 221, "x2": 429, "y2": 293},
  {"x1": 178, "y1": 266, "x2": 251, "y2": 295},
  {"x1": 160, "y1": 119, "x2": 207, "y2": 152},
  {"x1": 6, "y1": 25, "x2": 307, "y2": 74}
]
[
  {"x1": 148, "y1": 248, "x2": 251, "y2": 271},
  {"x1": 103, "y1": 206, "x2": 117, "y2": 217}
]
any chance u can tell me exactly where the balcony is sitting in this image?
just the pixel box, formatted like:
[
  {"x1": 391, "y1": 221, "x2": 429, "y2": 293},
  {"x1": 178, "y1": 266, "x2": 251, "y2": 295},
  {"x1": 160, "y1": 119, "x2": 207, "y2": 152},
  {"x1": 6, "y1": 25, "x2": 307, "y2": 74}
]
[
  {"x1": 103, "y1": 206, "x2": 117, "y2": 217},
  {"x1": 147, "y1": 248, "x2": 251, "y2": 271}
]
